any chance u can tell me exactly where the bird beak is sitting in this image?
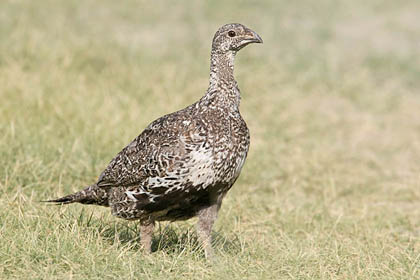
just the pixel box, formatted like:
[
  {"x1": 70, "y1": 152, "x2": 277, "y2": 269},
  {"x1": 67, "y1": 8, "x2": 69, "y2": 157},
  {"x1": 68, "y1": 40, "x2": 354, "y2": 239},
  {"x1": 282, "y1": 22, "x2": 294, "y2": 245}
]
[
  {"x1": 234, "y1": 26, "x2": 263, "y2": 51},
  {"x1": 245, "y1": 29, "x2": 263, "y2": 44},
  {"x1": 251, "y1": 30, "x2": 263, "y2": 44}
]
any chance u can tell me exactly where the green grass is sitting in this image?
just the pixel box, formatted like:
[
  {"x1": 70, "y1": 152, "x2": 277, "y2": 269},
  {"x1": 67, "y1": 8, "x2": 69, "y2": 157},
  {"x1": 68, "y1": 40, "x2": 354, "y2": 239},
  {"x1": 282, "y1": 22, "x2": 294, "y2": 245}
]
[{"x1": 1, "y1": 0, "x2": 419, "y2": 279}]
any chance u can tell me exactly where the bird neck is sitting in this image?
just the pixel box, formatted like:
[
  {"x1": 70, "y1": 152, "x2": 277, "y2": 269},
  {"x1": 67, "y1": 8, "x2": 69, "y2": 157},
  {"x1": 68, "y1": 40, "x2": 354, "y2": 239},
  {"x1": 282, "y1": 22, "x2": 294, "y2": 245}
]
[
  {"x1": 209, "y1": 50, "x2": 236, "y2": 87},
  {"x1": 205, "y1": 50, "x2": 240, "y2": 108}
]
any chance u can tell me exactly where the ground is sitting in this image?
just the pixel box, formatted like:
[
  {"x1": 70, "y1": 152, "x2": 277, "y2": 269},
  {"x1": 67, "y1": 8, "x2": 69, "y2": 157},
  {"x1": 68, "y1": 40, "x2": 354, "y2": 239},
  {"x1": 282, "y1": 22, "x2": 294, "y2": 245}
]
[{"x1": 0, "y1": 0, "x2": 419, "y2": 279}]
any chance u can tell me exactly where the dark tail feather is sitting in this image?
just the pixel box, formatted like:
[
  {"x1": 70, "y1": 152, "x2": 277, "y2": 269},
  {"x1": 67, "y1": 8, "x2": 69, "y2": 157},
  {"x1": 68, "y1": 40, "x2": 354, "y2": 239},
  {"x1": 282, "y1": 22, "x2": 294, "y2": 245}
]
[
  {"x1": 43, "y1": 195, "x2": 76, "y2": 204},
  {"x1": 43, "y1": 184, "x2": 109, "y2": 206}
]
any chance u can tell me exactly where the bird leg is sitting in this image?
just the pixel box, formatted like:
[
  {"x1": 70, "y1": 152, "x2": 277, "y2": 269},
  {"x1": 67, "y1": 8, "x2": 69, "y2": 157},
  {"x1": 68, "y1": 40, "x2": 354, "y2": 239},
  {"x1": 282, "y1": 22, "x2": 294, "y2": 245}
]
[
  {"x1": 197, "y1": 203, "x2": 220, "y2": 259},
  {"x1": 140, "y1": 219, "x2": 155, "y2": 253}
]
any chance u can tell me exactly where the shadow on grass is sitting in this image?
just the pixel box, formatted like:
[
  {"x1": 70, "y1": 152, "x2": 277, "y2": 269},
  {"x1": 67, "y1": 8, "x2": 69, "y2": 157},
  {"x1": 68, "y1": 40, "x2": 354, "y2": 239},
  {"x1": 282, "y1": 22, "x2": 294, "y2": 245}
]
[{"x1": 63, "y1": 209, "x2": 244, "y2": 256}]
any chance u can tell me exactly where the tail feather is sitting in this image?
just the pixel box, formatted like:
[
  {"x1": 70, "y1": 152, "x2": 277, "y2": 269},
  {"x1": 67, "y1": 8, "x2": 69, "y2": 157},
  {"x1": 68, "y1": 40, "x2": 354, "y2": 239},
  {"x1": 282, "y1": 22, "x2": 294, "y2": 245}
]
[
  {"x1": 43, "y1": 195, "x2": 76, "y2": 204},
  {"x1": 44, "y1": 184, "x2": 109, "y2": 206}
]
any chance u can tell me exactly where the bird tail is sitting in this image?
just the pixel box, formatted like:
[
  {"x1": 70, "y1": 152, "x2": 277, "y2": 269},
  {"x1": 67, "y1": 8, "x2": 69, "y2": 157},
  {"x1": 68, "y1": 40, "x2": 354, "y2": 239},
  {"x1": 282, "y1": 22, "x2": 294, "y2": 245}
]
[{"x1": 43, "y1": 184, "x2": 109, "y2": 206}]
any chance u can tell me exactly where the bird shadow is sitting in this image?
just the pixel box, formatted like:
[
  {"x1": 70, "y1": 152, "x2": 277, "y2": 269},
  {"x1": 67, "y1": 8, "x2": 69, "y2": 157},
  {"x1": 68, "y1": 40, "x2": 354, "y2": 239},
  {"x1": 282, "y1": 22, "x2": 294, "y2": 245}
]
[
  {"x1": 62, "y1": 210, "x2": 244, "y2": 257},
  {"x1": 101, "y1": 222, "x2": 243, "y2": 257},
  {"x1": 152, "y1": 223, "x2": 243, "y2": 256}
]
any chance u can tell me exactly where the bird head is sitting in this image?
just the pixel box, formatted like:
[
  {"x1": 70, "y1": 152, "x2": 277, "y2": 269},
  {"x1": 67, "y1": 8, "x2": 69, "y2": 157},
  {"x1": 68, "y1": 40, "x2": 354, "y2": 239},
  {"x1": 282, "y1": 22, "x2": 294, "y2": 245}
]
[{"x1": 212, "y1": 23, "x2": 263, "y2": 54}]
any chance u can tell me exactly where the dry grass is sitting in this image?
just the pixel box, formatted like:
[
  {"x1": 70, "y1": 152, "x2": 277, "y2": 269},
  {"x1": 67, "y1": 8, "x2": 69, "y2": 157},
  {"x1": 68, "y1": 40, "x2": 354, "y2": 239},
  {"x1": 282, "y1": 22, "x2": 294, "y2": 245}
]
[{"x1": 0, "y1": 0, "x2": 419, "y2": 279}]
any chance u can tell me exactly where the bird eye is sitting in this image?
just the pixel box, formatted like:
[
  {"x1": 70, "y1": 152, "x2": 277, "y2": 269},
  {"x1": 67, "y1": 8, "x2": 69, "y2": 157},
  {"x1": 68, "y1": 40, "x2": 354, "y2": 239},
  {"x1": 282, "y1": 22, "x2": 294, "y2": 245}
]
[{"x1": 228, "y1": 30, "x2": 236, "y2": 37}]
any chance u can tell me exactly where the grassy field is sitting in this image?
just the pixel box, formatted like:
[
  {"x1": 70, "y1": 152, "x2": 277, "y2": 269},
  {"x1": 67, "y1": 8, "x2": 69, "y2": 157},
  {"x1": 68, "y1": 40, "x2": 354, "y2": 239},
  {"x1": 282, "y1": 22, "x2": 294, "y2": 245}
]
[{"x1": 1, "y1": 0, "x2": 419, "y2": 279}]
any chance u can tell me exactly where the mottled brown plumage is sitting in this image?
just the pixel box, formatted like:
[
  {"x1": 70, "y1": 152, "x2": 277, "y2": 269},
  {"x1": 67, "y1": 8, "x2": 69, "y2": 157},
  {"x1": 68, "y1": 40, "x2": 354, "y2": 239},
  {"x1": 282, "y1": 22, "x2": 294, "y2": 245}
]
[{"x1": 46, "y1": 23, "x2": 262, "y2": 258}]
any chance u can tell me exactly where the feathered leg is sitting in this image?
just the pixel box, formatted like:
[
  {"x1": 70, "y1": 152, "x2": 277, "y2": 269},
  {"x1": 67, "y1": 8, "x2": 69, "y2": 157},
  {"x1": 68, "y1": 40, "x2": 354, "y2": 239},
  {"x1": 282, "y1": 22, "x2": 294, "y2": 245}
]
[
  {"x1": 197, "y1": 203, "x2": 220, "y2": 259},
  {"x1": 140, "y1": 219, "x2": 155, "y2": 253}
]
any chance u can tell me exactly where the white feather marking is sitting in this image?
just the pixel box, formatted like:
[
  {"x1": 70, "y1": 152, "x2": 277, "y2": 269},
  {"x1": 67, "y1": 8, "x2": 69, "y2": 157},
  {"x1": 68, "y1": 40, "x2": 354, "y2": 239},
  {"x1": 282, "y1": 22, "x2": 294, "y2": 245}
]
[
  {"x1": 125, "y1": 190, "x2": 137, "y2": 201},
  {"x1": 186, "y1": 145, "x2": 215, "y2": 188}
]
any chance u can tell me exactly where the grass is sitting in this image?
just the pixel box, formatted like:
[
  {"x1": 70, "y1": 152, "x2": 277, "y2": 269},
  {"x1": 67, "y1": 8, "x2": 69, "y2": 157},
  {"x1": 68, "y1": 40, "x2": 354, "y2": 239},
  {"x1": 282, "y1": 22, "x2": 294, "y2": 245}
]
[{"x1": 0, "y1": 0, "x2": 419, "y2": 279}]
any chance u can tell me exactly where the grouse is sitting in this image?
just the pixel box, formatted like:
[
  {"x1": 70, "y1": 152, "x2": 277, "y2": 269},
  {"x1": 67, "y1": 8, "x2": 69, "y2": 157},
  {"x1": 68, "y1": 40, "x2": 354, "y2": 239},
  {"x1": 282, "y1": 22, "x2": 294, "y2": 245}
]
[{"x1": 46, "y1": 23, "x2": 263, "y2": 258}]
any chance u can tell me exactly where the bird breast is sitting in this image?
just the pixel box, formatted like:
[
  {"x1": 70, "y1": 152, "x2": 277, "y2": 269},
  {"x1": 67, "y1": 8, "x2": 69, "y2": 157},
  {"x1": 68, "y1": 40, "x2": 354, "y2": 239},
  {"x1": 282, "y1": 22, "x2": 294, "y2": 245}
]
[{"x1": 184, "y1": 141, "x2": 215, "y2": 189}]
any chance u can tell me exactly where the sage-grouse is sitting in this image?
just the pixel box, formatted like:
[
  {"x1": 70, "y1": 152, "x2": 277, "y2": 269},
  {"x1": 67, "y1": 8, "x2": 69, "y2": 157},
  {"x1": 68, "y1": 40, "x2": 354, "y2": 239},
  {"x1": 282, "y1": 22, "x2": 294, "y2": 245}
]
[{"x1": 46, "y1": 23, "x2": 262, "y2": 258}]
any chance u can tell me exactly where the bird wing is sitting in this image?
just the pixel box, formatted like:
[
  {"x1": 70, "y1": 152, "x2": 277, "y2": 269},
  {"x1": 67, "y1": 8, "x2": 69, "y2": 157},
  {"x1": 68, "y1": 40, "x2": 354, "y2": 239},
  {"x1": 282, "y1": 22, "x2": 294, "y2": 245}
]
[
  {"x1": 95, "y1": 109, "x2": 222, "y2": 216},
  {"x1": 96, "y1": 108, "x2": 215, "y2": 195}
]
